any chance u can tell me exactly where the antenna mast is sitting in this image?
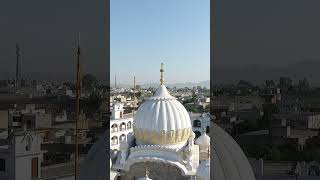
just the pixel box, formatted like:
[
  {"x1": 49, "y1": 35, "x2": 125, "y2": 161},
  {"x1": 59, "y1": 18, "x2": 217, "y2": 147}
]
[
  {"x1": 75, "y1": 32, "x2": 81, "y2": 180},
  {"x1": 15, "y1": 43, "x2": 21, "y2": 91}
]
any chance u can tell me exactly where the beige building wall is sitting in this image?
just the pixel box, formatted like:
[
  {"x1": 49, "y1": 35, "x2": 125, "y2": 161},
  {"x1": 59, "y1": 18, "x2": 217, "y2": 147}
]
[{"x1": 0, "y1": 110, "x2": 8, "y2": 129}]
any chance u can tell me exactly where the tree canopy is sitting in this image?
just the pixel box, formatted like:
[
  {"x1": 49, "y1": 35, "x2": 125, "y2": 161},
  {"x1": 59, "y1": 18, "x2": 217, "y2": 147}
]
[{"x1": 82, "y1": 73, "x2": 98, "y2": 90}]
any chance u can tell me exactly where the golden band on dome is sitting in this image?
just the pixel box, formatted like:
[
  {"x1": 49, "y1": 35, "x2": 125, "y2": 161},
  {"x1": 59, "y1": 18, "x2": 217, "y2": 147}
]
[
  {"x1": 133, "y1": 126, "x2": 192, "y2": 145},
  {"x1": 144, "y1": 129, "x2": 150, "y2": 142},
  {"x1": 176, "y1": 129, "x2": 182, "y2": 142},
  {"x1": 152, "y1": 130, "x2": 158, "y2": 144},
  {"x1": 161, "y1": 130, "x2": 166, "y2": 144},
  {"x1": 169, "y1": 130, "x2": 175, "y2": 143}
]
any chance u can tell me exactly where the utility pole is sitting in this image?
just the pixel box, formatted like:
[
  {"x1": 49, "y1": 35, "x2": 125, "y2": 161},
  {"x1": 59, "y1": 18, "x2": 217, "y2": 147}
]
[
  {"x1": 75, "y1": 33, "x2": 81, "y2": 180},
  {"x1": 210, "y1": 0, "x2": 217, "y2": 120},
  {"x1": 15, "y1": 43, "x2": 21, "y2": 91}
]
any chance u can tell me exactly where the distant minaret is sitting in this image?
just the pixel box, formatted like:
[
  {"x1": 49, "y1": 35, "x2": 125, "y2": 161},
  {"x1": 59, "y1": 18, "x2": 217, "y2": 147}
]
[
  {"x1": 134, "y1": 76, "x2": 136, "y2": 100},
  {"x1": 160, "y1": 63, "x2": 164, "y2": 85},
  {"x1": 133, "y1": 76, "x2": 136, "y2": 116},
  {"x1": 133, "y1": 75, "x2": 136, "y2": 96},
  {"x1": 115, "y1": 75, "x2": 117, "y2": 88},
  {"x1": 15, "y1": 43, "x2": 21, "y2": 90}
]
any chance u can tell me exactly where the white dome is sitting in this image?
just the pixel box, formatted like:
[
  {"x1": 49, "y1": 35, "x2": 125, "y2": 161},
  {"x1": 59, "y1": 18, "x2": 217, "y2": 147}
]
[
  {"x1": 196, "y1": 160, "x2": 210, "y2": 180},
  {"x1": 212, "y1": 122, "x2": 256, "y2": 180},
  {"x1": 133, "y1": 85, "x2": 192, "y2": 147},
  {"x1": 79, "y1": 133, "x2": 110, "y2": 180},
  {"x1": 195, "y1": 133, "x2": 210, "y2": 147}
]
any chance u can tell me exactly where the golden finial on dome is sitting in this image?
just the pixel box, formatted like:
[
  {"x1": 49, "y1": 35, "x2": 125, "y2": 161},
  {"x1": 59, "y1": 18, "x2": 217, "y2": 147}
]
[{"x1": 160, "y1": 63, "x2": 164, "y2": 85}]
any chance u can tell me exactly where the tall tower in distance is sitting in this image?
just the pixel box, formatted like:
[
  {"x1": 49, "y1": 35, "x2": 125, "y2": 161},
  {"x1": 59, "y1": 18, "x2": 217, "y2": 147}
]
[
  {"x1": 15, "y1": 43, "x2": 21, "y2": 91},
  {"x1": 115, "y1": 74, "x2": 117, "y2": 88}
]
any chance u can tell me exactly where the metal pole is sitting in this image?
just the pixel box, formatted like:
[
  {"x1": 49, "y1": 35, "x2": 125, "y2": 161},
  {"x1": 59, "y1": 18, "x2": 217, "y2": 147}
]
[
  {"x1": 210, "y1": 0, "x2": 217, "y2": 118},
  {"x1": 75, "y1": 33, "x2": 81, "y2": 180},
  {"x1": 15, "y1": 43, "x2": 20, "y2": 91}
]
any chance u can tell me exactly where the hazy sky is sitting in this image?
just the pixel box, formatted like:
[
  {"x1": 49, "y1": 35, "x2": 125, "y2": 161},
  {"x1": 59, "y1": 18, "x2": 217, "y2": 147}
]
[
  {"x1": 2, "y1": 1, "x2": 320, "y2": 82},
  {"x1": 0, "y1": 0, "x2": 107, "y2": 79},
  {"x1": 214, "y1": 0, "x2": 320, "y2": 68},
  {"x1": 110, "y1": 0, "x2": 210, "y2": 85}
]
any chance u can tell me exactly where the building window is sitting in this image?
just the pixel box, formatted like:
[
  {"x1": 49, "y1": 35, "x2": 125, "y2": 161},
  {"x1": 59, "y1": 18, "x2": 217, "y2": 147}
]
[
  {"x1": 111, "y1": 136, "x2": 118, "y2": 145},
  {"x1": 120, "y1": 134, "x2": 126, "y2": 142},
  {"x1": 111, "y1": 124, "x2": 118, "y2": 132},
  {"x1": 120, "y1": 111, "x2": 123, "y2": 118},
  {"x1": 26, "y1": 137, "x2": 32, "y2": 151},
  {"x1": 127, "y1": 121, "x2": 132, "y2": 129},
  {"x1": 120, "y1": 122, "x2": 126, "y2": 131},
  {"x1": 0, "y1": 159, "x2": 5, "y2": 172},
  {"x1": 194, "y1": 131, "x2": 201, "y2": 139},
  {"x1": 193, "y1": 120, "x2": 201, "y2": 127},
  {"x1": 206, "y1": 126, "x2": 210, "y2": 133}
]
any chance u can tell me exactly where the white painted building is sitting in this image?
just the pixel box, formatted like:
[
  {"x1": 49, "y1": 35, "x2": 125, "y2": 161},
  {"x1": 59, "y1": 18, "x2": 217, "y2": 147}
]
[
  {"x1": 8, "y1": 105, "x2": 52, "y2": 129},
  {"x1": 189, "y1": 112, "x2": 211, "y2": 138},
  {"x1": 0, "y1": 129, "x2": 44, "y2": 180},
  {"x1": 54, "y1": 111, "x2": 68, "y2": 122},
  {"x1": 110, "y1": 103, "x2": 133, "y2": 150},
  {"x1": 273, "y1": 113, "x2": 320, "y2": 130},
  {"x1": 65, "y1": 89, "x2": 75, "y2": 97}
]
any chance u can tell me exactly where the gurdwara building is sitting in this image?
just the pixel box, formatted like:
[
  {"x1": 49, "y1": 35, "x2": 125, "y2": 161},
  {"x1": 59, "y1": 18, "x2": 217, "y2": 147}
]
[{"x1": 79, "y1": 64, "x2": 255, "y2": 180}]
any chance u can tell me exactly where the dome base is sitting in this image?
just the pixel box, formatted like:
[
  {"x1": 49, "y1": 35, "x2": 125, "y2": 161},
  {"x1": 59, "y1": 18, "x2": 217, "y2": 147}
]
[{"x1": 136, "y1": 139, "x2": 188, "y2": 149}]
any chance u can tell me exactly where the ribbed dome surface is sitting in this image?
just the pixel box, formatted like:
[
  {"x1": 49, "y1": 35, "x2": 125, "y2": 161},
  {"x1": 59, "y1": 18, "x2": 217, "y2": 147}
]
[
  {"x1": 134, "y1": 85, "x2": 191, "y2": 131},
  {"x1": 212, "y1": 122, "x2": 256, "y2": 180},
  {"x1": 133, "y1": 85, "x2": 191, "y2": 146}
]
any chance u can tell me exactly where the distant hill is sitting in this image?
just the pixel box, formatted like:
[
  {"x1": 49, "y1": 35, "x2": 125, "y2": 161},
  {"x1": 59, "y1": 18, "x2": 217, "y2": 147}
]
[
  {"x1": 115, "y1": 80, "x2": 210, "y2": 89},
  {"x1": 212, "y1": 60, "x2": 320, "y2": 86},
  {"x1": 0, "y1": 71, "x2": 209, "y2": 88},
  {"x1": 3, "y1": 60, "x2": 320, "y2": 86},
  {"x1": 141, "y1": 80, "x2": 210, "y2": 89}
]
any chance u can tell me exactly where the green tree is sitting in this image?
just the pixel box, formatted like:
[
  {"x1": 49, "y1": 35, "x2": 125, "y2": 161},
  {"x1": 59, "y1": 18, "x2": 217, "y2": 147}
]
[
  {"x1": 236, "y1": 120, "x2": 258, "y2": 134},
  {"x1": 253, "y1": 145, "x2": 272, "y2": 160},
  {"x1": 302, "y1": 148, "x2": 320, "y2": 161},
  {"x1": 86, "y1": 92, "x2": 102, "y2": 115},
  {"x1": 82, "y1": 73, "x2": 98, "y2": 90},
  {"x1": 271, "y1": 149, "x2": 281, "y2": 161}
]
